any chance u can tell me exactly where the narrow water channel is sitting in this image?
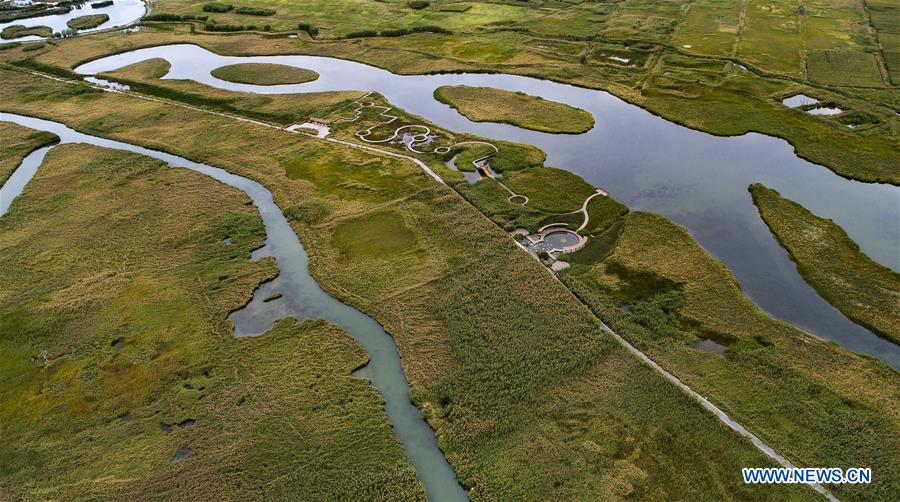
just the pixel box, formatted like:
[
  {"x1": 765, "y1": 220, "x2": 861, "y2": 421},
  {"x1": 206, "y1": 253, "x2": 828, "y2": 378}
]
[
  {"x1": 75, "y1": 45, "x2": 900, "y2": 368},
  {"x1": 0, "y1": 112, "x2": 468, "y2": 502}
]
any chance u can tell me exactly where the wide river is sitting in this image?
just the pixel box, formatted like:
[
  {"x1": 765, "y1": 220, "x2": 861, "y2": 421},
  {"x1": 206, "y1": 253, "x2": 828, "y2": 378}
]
[
  {"x1": 0, "y1": 112, "x2": 469, "y2": 501},
  {"x1": 74, "y1": 44, "x2": 900, "y2": 368}
]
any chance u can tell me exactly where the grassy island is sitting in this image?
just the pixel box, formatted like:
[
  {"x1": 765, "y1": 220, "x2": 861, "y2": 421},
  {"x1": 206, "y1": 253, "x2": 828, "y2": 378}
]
[
  {"x1": 0, "y1": 25, "x2": 52, "y2": 40},
  {"x1": 67, "y1": 14, "x2": 110, "y2": 31},
  {"x1": 210, "y1": 63, "x2": 319, "y2": 85},
  {"x1": 750, "y1": 183, "x2": 900, "y2": 343},
  {"x1": 0, "y1": 142, "x2": 422, "y2": 499},
  {"x1": 434, "y1": 85, "x2": 594, "y2": 134}
]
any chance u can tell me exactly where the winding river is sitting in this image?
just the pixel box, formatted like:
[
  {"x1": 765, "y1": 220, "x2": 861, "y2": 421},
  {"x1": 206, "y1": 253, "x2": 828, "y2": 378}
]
[
  {"x1": 74, "y1": 45, "x2": 900, "y2": 369},
  {"x1": 0, "y1": 0, "x2": 145, "y2": 41},
  {"x1": 0, "y1": 112, "x2": 469, "y2": 502}
]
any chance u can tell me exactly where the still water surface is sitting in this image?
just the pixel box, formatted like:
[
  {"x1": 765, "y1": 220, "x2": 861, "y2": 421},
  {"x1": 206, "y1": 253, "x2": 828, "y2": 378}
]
[
  {"x1": 0, "y1": 0, "x2": 145, "y2": 41},
  {"x1": 0, "y1": 112, "x2": 468, "y2": 501},
  {"x1": 75, "y1": 45, "x2": 900, "y2": 368}
]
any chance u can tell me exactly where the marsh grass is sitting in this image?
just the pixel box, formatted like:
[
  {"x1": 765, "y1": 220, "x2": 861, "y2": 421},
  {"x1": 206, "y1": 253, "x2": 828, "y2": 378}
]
[
  {"x1": 750, "y1": 183, "x2": 900, "y2": 343},
  {"x1": 0, "y1": 120, "x2": 58, "y2": 184},
  {"x1": 561, "y1": 212, "x2": 900, "y2": 500},
  {"x1": 0, "y1": 143, "x2": 422, "y2": 499}
]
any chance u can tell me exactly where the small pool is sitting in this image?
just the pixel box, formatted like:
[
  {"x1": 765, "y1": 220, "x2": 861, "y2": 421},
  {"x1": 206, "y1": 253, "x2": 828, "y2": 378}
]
[
  {"x1": 542, "y1": 230, "x2": 580, "y2": 250},
  {"x1": 781, "y1": 94, "x2": 819, "y2": 108}
]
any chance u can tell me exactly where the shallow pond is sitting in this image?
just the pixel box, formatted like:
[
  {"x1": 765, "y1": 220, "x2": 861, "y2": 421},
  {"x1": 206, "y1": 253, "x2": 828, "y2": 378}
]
[
  {"x1": 0, "y1": 0, "x2": 145, "y2": 41},
  {"x1": 75, "y1": 45, "x2": 900, "y2": 368},
  {"x1": 0, "y1": 112, "x2": 468, "y2": 501}
]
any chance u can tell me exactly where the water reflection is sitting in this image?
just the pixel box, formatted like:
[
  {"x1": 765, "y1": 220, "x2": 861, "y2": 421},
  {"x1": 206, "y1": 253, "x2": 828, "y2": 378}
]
[{"x1": 74, "y1": 45, "x2": 900, "y2": 367}]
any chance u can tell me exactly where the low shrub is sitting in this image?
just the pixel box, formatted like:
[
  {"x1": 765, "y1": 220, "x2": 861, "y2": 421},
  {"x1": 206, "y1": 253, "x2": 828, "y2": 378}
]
[
  {"x1": 345, "y1": 30, "x2": 377, "y2": 38},
  {"x1": 204, "y1": 21, "x2": 255, "y2": 32},
  {"x1": 143, "y1": 13, "x2": 208, "y2": 22},
  {"x1": 202, "y1": 3, "x2": 233, "y2": 13},
  {"x1": 235, "y1": 6, "x2": 275, "y2": 16},
  {"x1": 378, "y1": 25, "x2": 451, "y2": 37},
  {"x1": 297, "y1": 22, "x2": 319, "y2": 37},
  {"x1": 407, "y1": 0, "x2": 429, "y2": 9}
]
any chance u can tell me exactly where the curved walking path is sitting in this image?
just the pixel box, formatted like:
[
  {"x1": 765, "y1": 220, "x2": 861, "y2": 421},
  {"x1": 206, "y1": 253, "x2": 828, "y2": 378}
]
[
  {"x1": 576, "y1": 190, "x2": 606, "y2": 232},
  {"x1": 4, "y1": 68, "x2": 835, "y2": 501},
  {"x1": 327, "y1": 99, "x2": 536, "y2": 206}
]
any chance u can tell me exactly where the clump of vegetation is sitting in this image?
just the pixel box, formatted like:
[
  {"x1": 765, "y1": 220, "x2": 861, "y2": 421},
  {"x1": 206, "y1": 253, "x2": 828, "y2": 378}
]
[
  {"x1": 90, "y1": 0, "x2": 114, "y2": 8},
  {"x1": 379, "y1": 25, "x2": 451, "y2": 37},
  {"x1": 0, "y1": 24, "x2": 52, "y2": 40},
  {"x1": 201, "y1": 2, "x2": 232, "y2": 13},
  {"x1": 66, "y1": 13, "x2": 109, "y2": 30},
  {"x1": 297, "y1": 22, "x2": 318, "y2": 37},
  {"x1": 204, "y1": 20, "x2": 256, "y2": 32},
  {"x1": 142, "y1": 13, "x2": 208, "y2": 21},
  {"x1": 345, "y1": 26, "x2": 451, "y2": 38},
  {"x1": 750, "y1": 183, "x2": 900, "y2": 342},
  {"x1": 434, "y1": 85, "x2": 594, "y2": 134},
  {"x1": 211, "y1": 63, "x2": 319, "y2": 85},
  {"x1": 345, "y1": 30, "x2": 378, "y2": 39},
  {"x1": 235, "y1": 6, "x2": 275, "y2": 16},
  {"x1": 439, "y1": 3, "x2": 471, "y2": 12},
  {"x1": 407, "y1": 0, "x2": 429, "y2": 9},
  {"x1": 50, "y1": 28, "x2": 77, "y2": 39}
]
